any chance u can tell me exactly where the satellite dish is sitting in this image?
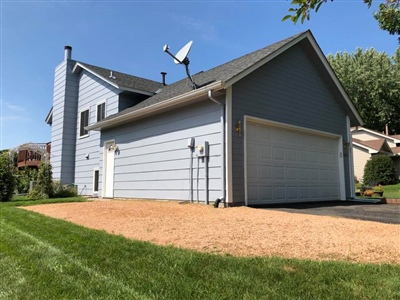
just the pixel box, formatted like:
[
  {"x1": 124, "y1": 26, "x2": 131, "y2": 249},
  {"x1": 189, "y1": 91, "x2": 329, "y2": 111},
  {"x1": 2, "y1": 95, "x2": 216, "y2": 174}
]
[
  {"x1": 174, "y1": 41, "x2": 192, "y2": 64},
  {"x1": 162, "y1": 40, "x2": 198, "y2": 89}
]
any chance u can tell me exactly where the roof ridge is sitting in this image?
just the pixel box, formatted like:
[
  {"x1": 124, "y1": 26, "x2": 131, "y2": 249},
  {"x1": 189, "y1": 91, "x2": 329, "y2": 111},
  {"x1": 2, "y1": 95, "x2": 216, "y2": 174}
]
[{"x1": 78, "y1": 61, "x2": 162, "y2": 85}]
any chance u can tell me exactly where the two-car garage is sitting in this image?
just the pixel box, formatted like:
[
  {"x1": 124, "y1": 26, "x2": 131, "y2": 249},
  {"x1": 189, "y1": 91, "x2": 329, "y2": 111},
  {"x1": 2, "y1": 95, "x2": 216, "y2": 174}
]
[{"x1": 245, "y1": 117, "x2": 345, "y2": 205}]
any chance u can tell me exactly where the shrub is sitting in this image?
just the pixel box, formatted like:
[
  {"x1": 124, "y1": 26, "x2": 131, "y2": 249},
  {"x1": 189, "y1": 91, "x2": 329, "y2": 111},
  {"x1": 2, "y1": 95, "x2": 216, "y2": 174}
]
[
  {"x1": 15, "y1": 166, "x2": 38, "y2": 193},
  {"x1": 28, "y1": 162, "x2": 53, "y2": 199},
  {"x1": 363, "y1": 155, "x2": 397, "y2": 185},
  {"x1": 52, "y1": 181, "x2": 78, "y2": 198},
  {"x1": 0, "y1": 153, "x2": 15, "y2": 202}
]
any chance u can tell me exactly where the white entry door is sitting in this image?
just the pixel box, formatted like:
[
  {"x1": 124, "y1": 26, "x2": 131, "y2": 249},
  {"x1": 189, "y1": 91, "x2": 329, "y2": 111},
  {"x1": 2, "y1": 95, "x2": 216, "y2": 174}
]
[
  {"x1": 246, "y1": 119, "x2": 342, "y2": 205},
  {"x1": 103, "y1": 141, "x2": 115, "y2": 198}
]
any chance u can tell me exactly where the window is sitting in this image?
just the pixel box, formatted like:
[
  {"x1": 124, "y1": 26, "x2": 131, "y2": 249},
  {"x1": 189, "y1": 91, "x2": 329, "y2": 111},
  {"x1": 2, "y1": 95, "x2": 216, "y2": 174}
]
[
  {"x1": 80, "y1": 109, "x2": 89, "y2": 137},
  {"x1": 97, "y1": 102, "x2": 106, "y2": 122},
  {"x1": 93, "y1": 169, "x2": 99, "y2": 193}
]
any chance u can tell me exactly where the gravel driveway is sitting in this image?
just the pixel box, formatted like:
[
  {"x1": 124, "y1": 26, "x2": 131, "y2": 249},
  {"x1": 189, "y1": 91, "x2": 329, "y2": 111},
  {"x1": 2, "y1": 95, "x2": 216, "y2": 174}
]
[{"x1": 23, "y1": 199, "x2": 400, "y2": 265}]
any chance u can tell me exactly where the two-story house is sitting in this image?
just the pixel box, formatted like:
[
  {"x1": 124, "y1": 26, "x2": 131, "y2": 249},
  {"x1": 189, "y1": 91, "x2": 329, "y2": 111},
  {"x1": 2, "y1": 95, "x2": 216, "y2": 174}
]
[{"x1": 46, "y1": 30, "x2": 363, "y2": 206}]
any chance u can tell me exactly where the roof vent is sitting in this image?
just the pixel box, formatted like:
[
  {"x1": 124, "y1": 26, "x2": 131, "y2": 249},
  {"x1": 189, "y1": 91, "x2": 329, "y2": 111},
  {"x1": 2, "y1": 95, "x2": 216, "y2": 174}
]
[
  {"x1": 161, "y1": 72, "x2": 167, "y2": 86},
  {"x1": 109, "y1": 71, "x2": 116, "y2": 79}
]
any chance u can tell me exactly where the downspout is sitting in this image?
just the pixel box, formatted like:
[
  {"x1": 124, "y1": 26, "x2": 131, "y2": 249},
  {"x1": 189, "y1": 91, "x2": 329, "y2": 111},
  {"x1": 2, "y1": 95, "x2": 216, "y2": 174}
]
[{"x1": 208, "y1": 90, "x2": 227, "y2": 208}]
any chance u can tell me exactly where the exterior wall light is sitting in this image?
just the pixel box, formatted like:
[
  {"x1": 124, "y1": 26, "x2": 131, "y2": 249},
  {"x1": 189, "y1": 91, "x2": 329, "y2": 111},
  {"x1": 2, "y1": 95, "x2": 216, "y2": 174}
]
[{"x1": 236, "y1": 120, "x2": 242, "y2": 137}]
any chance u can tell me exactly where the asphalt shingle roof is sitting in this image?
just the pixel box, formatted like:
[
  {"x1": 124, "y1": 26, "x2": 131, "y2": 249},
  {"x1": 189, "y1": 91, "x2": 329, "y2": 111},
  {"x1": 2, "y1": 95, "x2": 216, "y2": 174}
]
[
  {"x1": 101, "y1": 31, "x2": 307, "y2": 122},
  {"x1": 78, "y1": 62, "x2": 164, "y2": 93},
  {"x1": 353, "y1": 138, "x2": 386, "y2": 151}
]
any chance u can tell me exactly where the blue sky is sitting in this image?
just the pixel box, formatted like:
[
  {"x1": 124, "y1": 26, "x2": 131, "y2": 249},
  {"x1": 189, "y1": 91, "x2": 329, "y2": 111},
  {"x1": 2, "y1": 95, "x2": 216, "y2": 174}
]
[{"x1": 0, "y1": 0, "x2": 397, "y2": 150}]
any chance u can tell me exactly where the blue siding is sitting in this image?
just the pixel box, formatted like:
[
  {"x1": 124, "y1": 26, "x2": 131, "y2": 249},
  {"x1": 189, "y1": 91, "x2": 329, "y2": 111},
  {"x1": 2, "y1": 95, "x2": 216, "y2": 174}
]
[
  {"x1": 74, "y1": 70, "x2": 120, "y2": 195},
  {"x1": 231, "y1": 45, "x2": 350, "y2": 204},
  {"x1": 100, "y1": 101, "x2": 223, "y2": 201},
  {"x1": 51, "y1": 59, "x2": 79, "y2": 184}
]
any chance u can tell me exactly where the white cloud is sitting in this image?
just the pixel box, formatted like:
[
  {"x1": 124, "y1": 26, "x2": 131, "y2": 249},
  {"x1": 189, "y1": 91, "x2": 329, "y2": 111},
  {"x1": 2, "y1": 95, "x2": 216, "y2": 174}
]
[
  {"x1": 173, "y1": 15, "x2": 219, "y2": 42},
  {"x1": 3, "y1": 102, "x2": 26, "y2": 112}
]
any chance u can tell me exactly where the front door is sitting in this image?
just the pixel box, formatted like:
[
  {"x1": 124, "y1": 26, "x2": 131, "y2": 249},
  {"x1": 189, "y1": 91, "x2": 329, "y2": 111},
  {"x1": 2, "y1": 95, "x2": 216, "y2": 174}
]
[{"x1": 103, "y1": 141, "x2": 115, "y2": 198}]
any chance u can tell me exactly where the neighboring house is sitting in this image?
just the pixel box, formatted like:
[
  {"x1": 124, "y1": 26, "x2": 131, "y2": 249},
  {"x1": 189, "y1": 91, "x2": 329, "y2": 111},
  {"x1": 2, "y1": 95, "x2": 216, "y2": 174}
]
[
  {"x1": 16, "y1": 142, "x2": 51, "y2": 169},
  {"x1": 46, "y1": 30, "x2": 362, "y2": 206},
  {"x1": 351, "y1": 126, "x2": 400, "y2": 181}
]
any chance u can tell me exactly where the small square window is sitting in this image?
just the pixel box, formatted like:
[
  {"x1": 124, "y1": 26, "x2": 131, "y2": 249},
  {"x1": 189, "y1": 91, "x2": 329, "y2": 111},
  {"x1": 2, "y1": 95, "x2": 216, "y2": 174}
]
[
  {"x1": 97, "y1": 102, "x2": 106, "y2": 122},
  {"x1": 80, "y1": 110, "x2": 89, "y2": 137}
]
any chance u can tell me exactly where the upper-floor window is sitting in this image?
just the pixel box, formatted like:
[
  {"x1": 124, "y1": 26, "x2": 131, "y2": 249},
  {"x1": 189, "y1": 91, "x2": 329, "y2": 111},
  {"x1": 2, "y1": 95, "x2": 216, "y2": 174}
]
[
  {"x1": 80, "y1": 109, "x2": 89, "y2": 137},
  {"x1": 97, "y1": 102, "x2": 106, "y2": 122}
]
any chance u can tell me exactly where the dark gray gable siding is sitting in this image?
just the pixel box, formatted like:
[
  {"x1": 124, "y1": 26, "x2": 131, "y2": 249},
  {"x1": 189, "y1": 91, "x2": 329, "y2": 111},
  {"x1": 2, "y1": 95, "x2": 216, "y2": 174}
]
[
  {"x1": 96, "y1": 32, "x2": 307, "y2": 124},
  {"x1": 231, "y1": 44, "x2": 350, "y2": 204},
  {"x1": 99, "y1": 100, "x2": 223, "y2": 201},
  {"x1": 74, "y1": 70, "x2": 121, "y2": 195},
  {"x1": 51, "y1": 59, "x2": 79, "y2": 184}
]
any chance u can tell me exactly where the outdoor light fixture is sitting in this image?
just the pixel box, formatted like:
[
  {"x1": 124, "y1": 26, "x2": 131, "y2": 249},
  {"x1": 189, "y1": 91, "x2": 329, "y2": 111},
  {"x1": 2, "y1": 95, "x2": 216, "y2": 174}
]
[{"x1": 235, "y1": 120, "x2": 242, "y2": 137}]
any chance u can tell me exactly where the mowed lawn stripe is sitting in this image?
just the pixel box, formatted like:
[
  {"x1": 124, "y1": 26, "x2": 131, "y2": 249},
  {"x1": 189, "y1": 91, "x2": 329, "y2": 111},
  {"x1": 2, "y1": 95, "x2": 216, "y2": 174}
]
[{"x1": 1, "y1": 201, "x2": 399, "y2": 299}]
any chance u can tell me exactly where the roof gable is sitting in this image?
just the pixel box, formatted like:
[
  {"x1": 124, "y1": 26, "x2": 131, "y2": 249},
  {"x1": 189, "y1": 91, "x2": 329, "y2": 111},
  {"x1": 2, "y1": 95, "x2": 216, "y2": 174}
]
[
  {"x1": 351, "y1": 126, "x2": 400, "y2": 144},
  {"x1": 72, "y1": 62, "x2": 164, "y2": 95},
  {"x1": 352, "y1": 138, "x2": 393, "y2": 154},
  {"x1": 88, "y1": 30, "x2": 363, "y2": 131}
]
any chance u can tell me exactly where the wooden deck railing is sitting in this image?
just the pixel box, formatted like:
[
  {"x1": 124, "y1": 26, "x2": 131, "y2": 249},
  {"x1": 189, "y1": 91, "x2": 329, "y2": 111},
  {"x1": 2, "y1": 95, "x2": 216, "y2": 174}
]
[{"x1": 17, "y1": 142, "x2": 51, "y2": 169}]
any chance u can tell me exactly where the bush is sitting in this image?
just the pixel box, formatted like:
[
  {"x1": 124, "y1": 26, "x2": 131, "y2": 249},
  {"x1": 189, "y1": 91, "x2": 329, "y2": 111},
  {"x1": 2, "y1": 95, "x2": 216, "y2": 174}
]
[
  {"x1": 52, "y1": 181, "x2": 78, "y2": 198},
  {"x1": 363, "y1": 155, "x2": 397, "y2": 185},
  {"x1": 28, "y1": 162, "x2": 53, "y2": 199},
  {"x1": 15, "y1": 166, "x2": 38, "y2": 193},
  {"x1": 0, "y1": 153, "x2": 15, "y2": 202}
]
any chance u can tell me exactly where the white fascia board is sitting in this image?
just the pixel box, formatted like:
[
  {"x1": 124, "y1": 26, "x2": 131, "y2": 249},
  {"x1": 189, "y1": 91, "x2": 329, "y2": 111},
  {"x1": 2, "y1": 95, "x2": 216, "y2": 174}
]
[
  {"x1": 352, "y1": 126, "x2": 400, "y2": 144},
  {"x1": 87, "y1": 80, "x2": 225, "y2": 131},
  {"x1": 72, "y1": 62, "x2": 119, "y2": 89}
]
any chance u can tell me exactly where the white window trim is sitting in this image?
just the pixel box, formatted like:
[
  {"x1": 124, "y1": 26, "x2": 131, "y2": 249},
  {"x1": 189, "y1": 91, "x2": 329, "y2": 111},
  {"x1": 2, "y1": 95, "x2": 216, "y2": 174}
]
[
  {"x1": 96, "y1": 100, "x2": 107, "y2": 123},
  {"x1": 79, "y1": 107, "x2": 90, "y2": 139}
]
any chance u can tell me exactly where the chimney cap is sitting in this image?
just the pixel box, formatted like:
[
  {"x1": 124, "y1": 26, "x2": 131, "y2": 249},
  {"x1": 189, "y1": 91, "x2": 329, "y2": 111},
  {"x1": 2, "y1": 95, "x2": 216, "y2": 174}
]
[{"x1": 64, "y1": 45, "x2": 72, "y2": 50}]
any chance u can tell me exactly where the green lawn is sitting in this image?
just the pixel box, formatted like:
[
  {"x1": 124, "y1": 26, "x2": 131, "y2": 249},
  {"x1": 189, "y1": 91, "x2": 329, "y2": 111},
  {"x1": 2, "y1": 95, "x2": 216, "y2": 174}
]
[
  {"x1": 1, "y1": 198, "x2": 399, "y2": 299},
  {"x1": 382, "y1": 183, "x2": 400, "y2": 199}
]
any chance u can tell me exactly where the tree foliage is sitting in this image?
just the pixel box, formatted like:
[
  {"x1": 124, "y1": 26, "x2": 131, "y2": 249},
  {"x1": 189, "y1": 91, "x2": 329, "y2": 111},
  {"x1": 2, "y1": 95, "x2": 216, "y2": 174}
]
[
  {"x1": 0, "y1": 153, "x2": 15, "y2": 202},
  {"x1": 374, "y1": 0, "x2": 400, "y2": 40},
  {"x1": 15, "y1": 166, "x2": 38, "y2": 194},
  {"x1": 29, "y1": 162, "x2": 53, "y2": 199},
  {"x1": 363, "y1": 155, "x2": 397, "y2": 185},
  {"x1": 327, "y1": 48, "x2": 400, "y2": 133},
  {"x1": 284, "y1": 0, "x2": 400, "y2": 41}
]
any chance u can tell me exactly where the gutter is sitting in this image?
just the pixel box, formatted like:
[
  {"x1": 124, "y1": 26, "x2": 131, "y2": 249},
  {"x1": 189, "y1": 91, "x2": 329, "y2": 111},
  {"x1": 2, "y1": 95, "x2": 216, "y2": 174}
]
[{"x1": 87, "y1": 80, "x2": 225, "y2": 131}]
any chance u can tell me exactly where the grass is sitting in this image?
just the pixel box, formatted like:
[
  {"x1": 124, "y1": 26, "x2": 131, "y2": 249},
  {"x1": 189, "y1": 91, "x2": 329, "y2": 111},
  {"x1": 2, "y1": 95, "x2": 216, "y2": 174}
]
[
  {"x1": 1, "y1": 198, "x2": 399, "y2": 299},
  {"x1": 382, "y1": 183, "x2": 400, "y2": 199},
  {"x1": 355, "y1": 182, "x2": 400, "y2": 199}
]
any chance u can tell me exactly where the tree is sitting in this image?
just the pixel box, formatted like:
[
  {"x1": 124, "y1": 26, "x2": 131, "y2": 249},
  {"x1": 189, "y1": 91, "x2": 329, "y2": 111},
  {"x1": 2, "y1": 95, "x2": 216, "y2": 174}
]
[
  {"x1": 363, "y1": 155, "x2": 397, "y2": 185},
  {"x1": 284, "y1": 0, "x2": 400, "y2": 41},
  {"x1": 327, "y1": 48, "x2": 400, "y2": 133},
  {"x1": 29, "y1": 162, "x2": 53, "y2": 199},
  {"x1": 0, "y1": 153, "x2": 15, "y2": 202}
]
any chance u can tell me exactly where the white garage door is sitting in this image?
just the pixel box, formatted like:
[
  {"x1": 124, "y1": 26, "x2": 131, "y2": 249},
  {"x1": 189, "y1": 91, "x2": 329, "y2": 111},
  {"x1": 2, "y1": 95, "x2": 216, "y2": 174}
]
[{"x1": 246, "y1": 120, "x2": 341, "y2": 205}]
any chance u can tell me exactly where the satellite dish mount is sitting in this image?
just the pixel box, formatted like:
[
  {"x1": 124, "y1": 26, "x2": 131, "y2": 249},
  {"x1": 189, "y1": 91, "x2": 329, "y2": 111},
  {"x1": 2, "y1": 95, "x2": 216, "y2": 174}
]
[{"x1": 163, "y1": 41, "x2": 198, "y2": 89}]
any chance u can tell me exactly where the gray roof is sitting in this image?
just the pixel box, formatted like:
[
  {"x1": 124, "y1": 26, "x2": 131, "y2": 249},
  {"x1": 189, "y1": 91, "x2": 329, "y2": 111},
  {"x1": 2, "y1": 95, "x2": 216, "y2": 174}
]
[
  {"x1": 77, "y1": 62, "x2": 164, "y2": 93},
  {"x1": 102, "y1": 31, "x2": 307, "y2": 121}
]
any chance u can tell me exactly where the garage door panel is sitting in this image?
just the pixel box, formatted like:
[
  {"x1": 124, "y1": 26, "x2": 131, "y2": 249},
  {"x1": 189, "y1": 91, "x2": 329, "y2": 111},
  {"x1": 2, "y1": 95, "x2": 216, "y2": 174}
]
[
  {"x1": 246, "y1": 121, "x2": 340, "y2": 204},
  {"x1": 260, "y1": 165, "x2": 272, "y2": 180}
]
